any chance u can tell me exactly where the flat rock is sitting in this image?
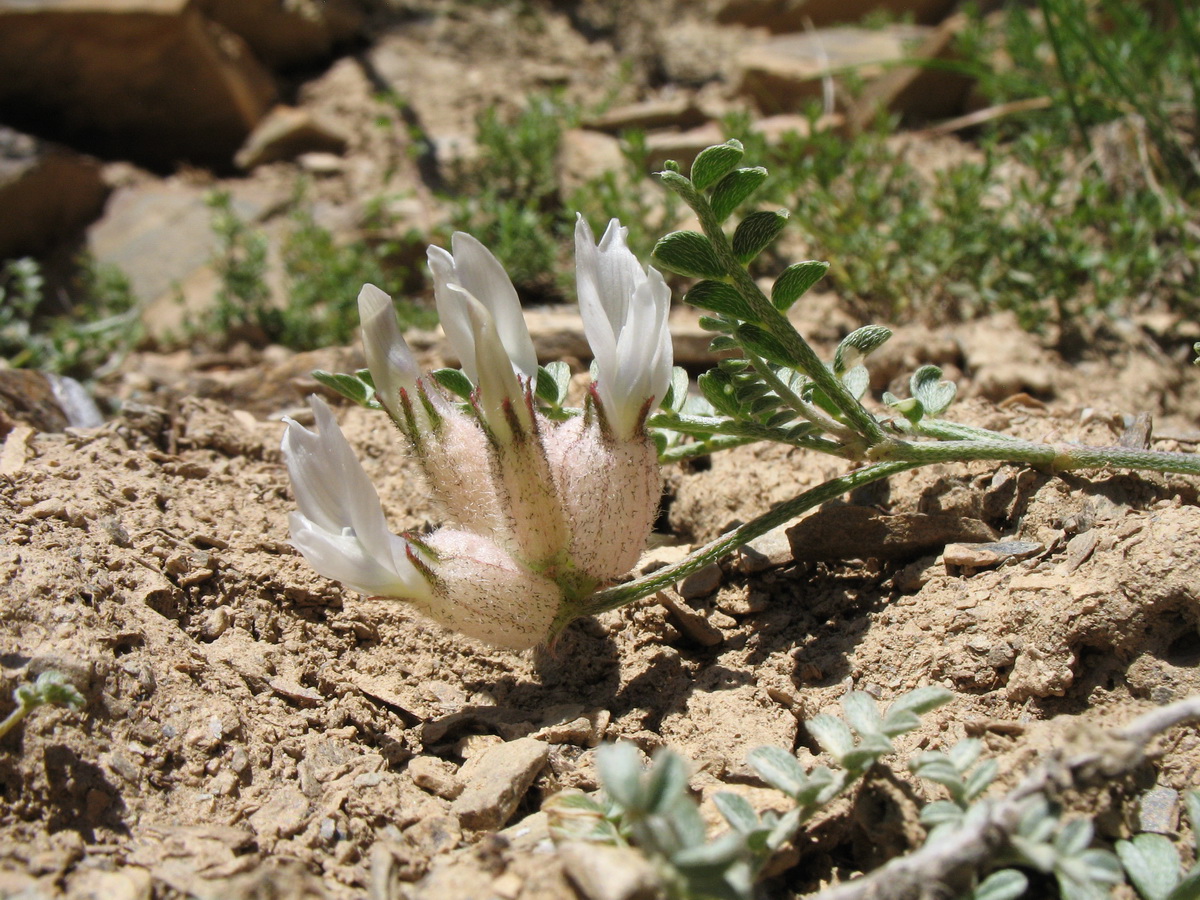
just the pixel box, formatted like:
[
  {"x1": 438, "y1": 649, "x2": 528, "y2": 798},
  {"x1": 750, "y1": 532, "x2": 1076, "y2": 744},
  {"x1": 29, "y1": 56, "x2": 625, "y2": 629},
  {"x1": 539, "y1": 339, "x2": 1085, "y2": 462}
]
[
  {"x1": 788, "y1": 506, "x2": 997, "y2": 562},
  {"x1": 86, "y1": 174, "x2": 288, "y2": 337},
  {"x1": 584, "y1": 97, "x2": 706, "y2": 134},
  {"x1": 0, "y1": 127, "x2": 108, "y2": 258},
  {"x1": 558, "y1": 841, "x2": 660, "y2": 900},
  {"x1": 234, "y1": 105, "x2": 350, "y2": 170},
  {"x1": 0, "y1": 1, "x2": 275, "y2": 169},
  {"x1": 677, "y1": 562, "x2": 724, "y2": 600},
  {"x1": 658, "y1": 590, "x2": 724, "y2": 647},
  {"x1": 451, "y1": 737, "x2": 550, "y2": 831},
  {"x1": 718, "y1": 0, "x2": 956, "y2": 29},
  {"x1": 943, "y1": 540, "x2": 1042, "y2": 570},
  {"x1": 735, "y1": 26, "x2": 930, "y2": 114},
  {"x1": 735, "y1": 523, "x2": 795, "y2": 573},
  {"x1": 846, "y1": 13, "x2": 976, "y2": 128},
  {"x1": 196, "y1": 0, "x2": 362, "y2": 69}
]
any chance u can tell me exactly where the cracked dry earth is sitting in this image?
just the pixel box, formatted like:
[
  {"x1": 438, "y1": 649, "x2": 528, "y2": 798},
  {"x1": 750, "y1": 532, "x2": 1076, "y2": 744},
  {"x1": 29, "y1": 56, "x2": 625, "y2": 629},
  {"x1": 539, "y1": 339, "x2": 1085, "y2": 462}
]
[{"x1": 2, "y1": 315, "x2": 1200, "y2": 899}]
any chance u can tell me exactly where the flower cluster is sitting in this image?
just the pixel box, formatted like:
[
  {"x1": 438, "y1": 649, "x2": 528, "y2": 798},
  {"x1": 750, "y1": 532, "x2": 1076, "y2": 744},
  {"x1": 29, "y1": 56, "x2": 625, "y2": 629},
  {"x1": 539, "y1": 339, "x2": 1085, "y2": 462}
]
[{"x1": 281, "y1": 217, "x2": 672, "y2": 649}]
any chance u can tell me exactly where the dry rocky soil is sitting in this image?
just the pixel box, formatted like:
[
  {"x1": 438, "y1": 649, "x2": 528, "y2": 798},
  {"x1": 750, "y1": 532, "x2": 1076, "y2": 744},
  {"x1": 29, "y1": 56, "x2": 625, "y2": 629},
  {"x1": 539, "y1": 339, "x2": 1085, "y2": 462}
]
[{"x1": 3, "y1": 3, "x2": 1200, "y2": 900}]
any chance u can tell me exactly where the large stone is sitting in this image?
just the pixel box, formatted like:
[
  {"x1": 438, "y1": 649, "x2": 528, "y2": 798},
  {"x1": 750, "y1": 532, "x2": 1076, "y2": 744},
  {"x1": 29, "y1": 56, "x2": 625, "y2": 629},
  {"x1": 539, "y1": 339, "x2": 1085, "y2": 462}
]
[
  {"x1": 234, "y1": 105, "x2": 350, "y2": 170},
  {"x1": 718, "y1": 0, "x2": 957, "y2": 29},
  {"x1": 196, "y1": 0, "x2": 362, "y2": 69},
  {"x1": 788, "y1": 506, "x2": 998, "y2": 562},
  {"x1": 846, "y1": 13, "x2": 976, "y2": 129},
  {"x1": 86, "y1": 173, "x2": 289, "y2": 337},
  {"x1": 0, "y1": 127, "x2": 108, "y2": 258},
  {"x1": 735, "y1": 25, "x2": 930, "y2": 115},
  {"x1": 0, "y1": 1, "x2": 276, "y2": 169},
  {"x1": 450, "y1": 737, "x2": 549, "y2": 831}
]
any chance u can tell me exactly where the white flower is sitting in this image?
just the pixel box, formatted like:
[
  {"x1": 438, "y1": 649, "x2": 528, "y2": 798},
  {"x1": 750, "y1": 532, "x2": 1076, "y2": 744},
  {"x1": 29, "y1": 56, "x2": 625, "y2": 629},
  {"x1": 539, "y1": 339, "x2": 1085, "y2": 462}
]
[
  {"x1": 283, "y1": 396, "x2": 433, "y2": 600},
  {"x1": 575, "y1": 215, "x2": 673, "y2": 439},
  {"x1": 282, "y1": 396, "x2": 562, "y2": 650},
  {"x1": 428, "y1": 233, "x2": 538, "y2": 383},
  {"x1": 358, "y1": 283, "x2": 425, "y2": 423},
  {"x1": 283, "y1": 222, "x2": 674, "y2": 650}
]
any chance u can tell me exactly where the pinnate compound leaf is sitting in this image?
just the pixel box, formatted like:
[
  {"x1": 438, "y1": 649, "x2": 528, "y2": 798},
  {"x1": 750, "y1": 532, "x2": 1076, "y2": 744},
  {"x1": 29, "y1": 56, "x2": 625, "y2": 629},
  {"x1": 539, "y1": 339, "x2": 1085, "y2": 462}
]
[
  {"x1": 714, "y1": 792, "x2": 760, "y2": 834},
  {"x1": 964, "y1": 758, "x2": 999, "y2": 801},
  {"x1": 644, "y1": 749, "x2": 690, "y2": 815},
  {"x1": 710, "y1": 167, "x2": 768, "y2": 221},
  {"x1": 708, "y1": 335, "x2": 740, "y2": 353},
  {"x1": 833, "y1": 324, "x2": 893, "y2": 374},
  {"x1": 1117, "y1": 834, "x2": 1180, "y2": 900},
  {"x1": 735, "y1": 323, "x2": 794, "y2": 368},
  {"x1": 653, "y1": 231, "x2": 726, "y2": 279},
  {"x1": 747, "y1": 745, "x2": 807, "y2": 797},
  {"x1": 687, "y1": 280, "x2": 757, "y2": 321},
  {"x1": 772, "y1": 261, "x2": 829, "y2": 311},
  {"x1": 972, "y1": 869, "x2": 1029, "y2": 900},
  {"x1": 948, "y1": 737, "x2": 984, "y2": 772},
  {"x1": 698, "y1": 370, "x2": 742, "y2": 418},
  {"x1": 596, "y1": 742, "x2": 644, "y2": 810},
  {"x1": 841, "y1": 691, "x2": 884, "y2": 738},
  {"x1": 881, "y1": 685, "x2": 953, "y2": 736},
  {"x1": 691, "y1": 139, "x2": 745, "y2": 191},
  {"x1": 911, "y1": 365, "x2": 957, "y2": 415},
  {"x1": 920, "y1": 799, "x2": 966, "y2": 827},
  {"x1": 699, "y1": 315, "x2": 735, "y2": 334},
  {"x1": 535, "y1": 361, "x2": 571, "y2": 406},
  {"x1": 543, "y1": 790, "x2": 621, "y2": 844},
  {"x1": 431, "y1": 367, "x2": 475, "y2": 401},
  {"x1": 911, "y1": 754, "x2": 966, "y2": 795},
  {"x1": 806, "y1": 714, "x2": 855, "y2": 761},
  {"x1": 312, "y1": 369, "x2": 379, "y2": 408},
  {"x1": 1056, "y1": 818, "x2": 1095, "y2": 856},
  {"x1": 732, "y1": 210, "x2": 789, "y2": 264},
  {"x1": 841, "y1": 741, "x2": 893, "y2": 772}
]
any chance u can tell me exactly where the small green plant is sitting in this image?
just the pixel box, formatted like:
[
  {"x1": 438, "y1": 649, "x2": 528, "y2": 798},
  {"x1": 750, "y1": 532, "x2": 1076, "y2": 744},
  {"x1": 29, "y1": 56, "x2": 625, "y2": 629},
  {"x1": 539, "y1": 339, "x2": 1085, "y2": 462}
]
[
  {"x1": 548, "y1": 692, "x2": 1200, "y2": 900},
  {"x1": 545, "y1": 687, "x2": 954, "y2": 900},
  {"x1": 1117, "y1": 791, "x2": 1200, "y2": 900},
  {"x1": 446, "y1": 94, "x2": 579, "y2": 295},
  {"x1": 0, "y1": 672, "x2": 85, "y2": 742},
  {"x1": 194, "y1": 190, "x2": 433, "y2": 350},
  {"x1": 0, "y1": 255, "x2": 140, "y2": 378}
]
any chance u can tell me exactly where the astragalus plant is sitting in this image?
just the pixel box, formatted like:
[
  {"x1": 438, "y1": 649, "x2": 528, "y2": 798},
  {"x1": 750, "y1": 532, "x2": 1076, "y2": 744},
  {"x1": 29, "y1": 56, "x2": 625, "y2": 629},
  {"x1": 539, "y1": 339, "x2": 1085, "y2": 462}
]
[{"x1": 286, "y1": 136, "x2": 1199, "y2": 650}]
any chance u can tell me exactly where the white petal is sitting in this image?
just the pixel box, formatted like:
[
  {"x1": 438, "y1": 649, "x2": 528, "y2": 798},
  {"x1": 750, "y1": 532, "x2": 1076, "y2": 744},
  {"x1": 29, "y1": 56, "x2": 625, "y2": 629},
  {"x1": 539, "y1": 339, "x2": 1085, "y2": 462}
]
[
  {"x1": 281, "y1": 397, "x2": 393, "y2": 566},
  {"x1": 575, "y1": 216, "x2": 617, "y2": 375},
  {"x1": 456, "y1": 287, "x2": 531, "y2": 434},
  {"x1": 289, "y1": 513, "x2": 426, "y2": 598},
  {"x1": 428, "y1": 245, "x2": 478, "y2": 382},
  {"x1": 358, "y1": 284, "x2": 419, "y2": 420},
  {"x1": 449, "y1": 233, "x2": 538, "y2": 378}
]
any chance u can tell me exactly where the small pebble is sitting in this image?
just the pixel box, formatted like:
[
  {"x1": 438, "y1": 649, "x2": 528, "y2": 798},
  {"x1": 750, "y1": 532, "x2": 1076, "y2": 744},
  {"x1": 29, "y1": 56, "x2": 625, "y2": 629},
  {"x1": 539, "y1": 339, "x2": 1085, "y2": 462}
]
[
  {"x1": 943, "y1": 540, "x2": 1042, "y2": 570},
  {"x1": 1138, "y1": 786, "x2": 1179, "y2": 834},
  {"x1": 678, "y1": 562, "x2": 723, "y2": 599}
]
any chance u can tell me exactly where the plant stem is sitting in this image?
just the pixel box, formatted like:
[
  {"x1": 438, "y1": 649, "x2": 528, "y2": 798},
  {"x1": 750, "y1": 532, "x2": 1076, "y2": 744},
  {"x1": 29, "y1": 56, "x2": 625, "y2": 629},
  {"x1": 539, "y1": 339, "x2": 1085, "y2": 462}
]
[
  {"x1": 743, "y1": 348, "x2": 860, "y2": 443},
  {"x1": 0, "y1": 702, "x2": 30, "y2": 742},
  {"x1": 873, "y1": 437, "x2": 1200, "y2": 476},
  {"x1": 579, "y1": 460, "x2": 921, "y2": 616}
]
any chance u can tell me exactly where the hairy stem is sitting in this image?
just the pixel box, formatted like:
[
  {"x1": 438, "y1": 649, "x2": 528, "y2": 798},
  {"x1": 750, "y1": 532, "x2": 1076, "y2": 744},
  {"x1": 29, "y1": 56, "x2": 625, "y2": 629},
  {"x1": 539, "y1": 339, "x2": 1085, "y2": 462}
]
[
  {"x1": 0, "y1": 702, "x2": 30, "y2": 742},
  {"x1": 873, "y1": 437, "x2": 1200, "y2": 476},
  {"x1": 579, "y1": 460, "x2": 920, "y2": 616}
]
